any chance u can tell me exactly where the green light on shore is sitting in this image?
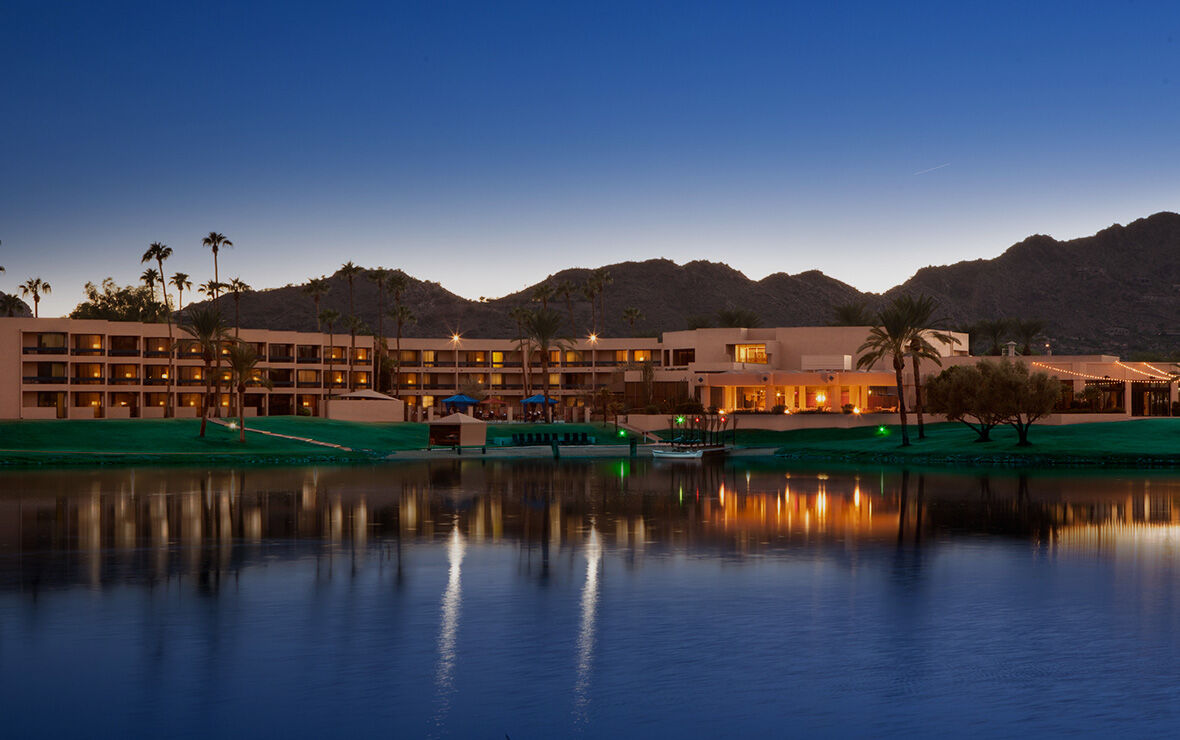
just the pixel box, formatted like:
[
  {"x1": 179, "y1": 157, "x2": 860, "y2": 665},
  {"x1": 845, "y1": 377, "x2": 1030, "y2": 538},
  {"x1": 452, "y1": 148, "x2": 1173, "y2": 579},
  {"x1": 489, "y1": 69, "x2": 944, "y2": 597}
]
[
  {"x1": 876, "y1": 426, "x2": 890, "y2": 436},
  {"x1": 618, "y1": 429, "x2": 627, "y2": 437},
  {"x1": 675, "y1": 415, "x2": 686, "y2": 425}
]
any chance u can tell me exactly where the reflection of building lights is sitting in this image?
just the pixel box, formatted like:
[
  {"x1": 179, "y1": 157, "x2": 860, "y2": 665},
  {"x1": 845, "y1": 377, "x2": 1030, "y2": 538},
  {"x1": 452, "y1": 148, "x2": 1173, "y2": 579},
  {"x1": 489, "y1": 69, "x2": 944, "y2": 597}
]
[{"x1": 854, "y1": 487, "x2": 861, "y2": 507}]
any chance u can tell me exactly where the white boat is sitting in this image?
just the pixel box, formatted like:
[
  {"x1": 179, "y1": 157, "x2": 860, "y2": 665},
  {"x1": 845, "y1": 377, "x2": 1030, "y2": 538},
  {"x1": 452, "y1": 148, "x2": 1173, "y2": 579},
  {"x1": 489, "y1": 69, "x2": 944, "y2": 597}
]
[{"x1": 651, "y1": 444, "x2": 728, "y2": 460}]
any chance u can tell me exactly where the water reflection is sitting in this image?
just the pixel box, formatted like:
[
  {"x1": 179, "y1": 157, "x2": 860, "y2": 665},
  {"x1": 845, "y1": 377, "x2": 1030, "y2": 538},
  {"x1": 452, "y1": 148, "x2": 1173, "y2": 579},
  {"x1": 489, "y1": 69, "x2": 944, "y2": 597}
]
[
  {"x1": 574, "y1": 525, "x2": 601, "y2": 721},
  {"x1": 5, "y1": 462, "x2": 1180, "y2": 591},
  {"x1": 432, "y1": 524, "x2": 464, "y2": 731}
]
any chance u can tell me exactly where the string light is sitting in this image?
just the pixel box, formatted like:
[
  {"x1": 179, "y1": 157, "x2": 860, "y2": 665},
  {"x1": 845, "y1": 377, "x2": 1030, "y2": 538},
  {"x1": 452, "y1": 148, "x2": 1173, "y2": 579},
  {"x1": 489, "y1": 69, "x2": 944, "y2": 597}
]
[
  {"x1": 1114, "y1": 361, "x2": 1170, "y2": 381},
  {"x1": 1031, "y1": 361, "x2": 1115, "y2": 381},
  {"x1": 1141, "y1": 362, "x2": 1177, "y2": 379}
]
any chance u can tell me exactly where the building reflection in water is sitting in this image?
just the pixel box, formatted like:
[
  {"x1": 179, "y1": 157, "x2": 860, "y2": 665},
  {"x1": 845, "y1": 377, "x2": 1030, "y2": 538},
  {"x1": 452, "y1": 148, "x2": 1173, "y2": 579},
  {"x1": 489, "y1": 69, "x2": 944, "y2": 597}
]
[{"x1": 5, "y1": 463, "x2": 1180, "y2": 593}]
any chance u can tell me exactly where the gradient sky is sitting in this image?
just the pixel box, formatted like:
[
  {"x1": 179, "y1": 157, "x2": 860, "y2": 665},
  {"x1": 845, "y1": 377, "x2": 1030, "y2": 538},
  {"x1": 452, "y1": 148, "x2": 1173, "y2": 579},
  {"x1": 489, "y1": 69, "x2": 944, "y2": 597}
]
[{"x1": 3, "y1": 0, "x2": 1179, "y2": 317}]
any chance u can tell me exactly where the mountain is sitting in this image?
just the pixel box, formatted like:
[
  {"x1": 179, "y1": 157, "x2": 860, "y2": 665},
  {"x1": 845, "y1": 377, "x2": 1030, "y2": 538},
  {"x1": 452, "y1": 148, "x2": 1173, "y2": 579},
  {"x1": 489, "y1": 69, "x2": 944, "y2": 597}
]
[{"x1": 187, "y1": 211, "x2": 1180, "y2": 354}]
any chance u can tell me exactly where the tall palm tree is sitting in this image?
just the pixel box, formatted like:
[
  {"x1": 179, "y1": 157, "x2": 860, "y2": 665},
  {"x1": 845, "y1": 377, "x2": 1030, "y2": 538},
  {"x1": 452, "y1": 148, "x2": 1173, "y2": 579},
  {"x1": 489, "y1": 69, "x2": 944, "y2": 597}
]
[
  {"x1": 226, "y1": 340, "x2": 270, "y2": 442},
  {"x1": 532, "y1": 283, "x2": 555, "y2": 310},
  {"x1": 140, "y1": 268, "x2": 161, "y2": 298},
  {"x1": 1012, "y1": 318, "x2": 1047, "y2": 355},
  {"x1": 197, "y1": 279, "x2": 222, "y2": 301},
  {"x1": 180, "y1": 306, "x2": 228, "y2": 437},
  {"x1": 170, "y1": 272, "x2": 192, "y2": 311},
  {"x1": 339, "y1": 261, "x2": 363, "y2": 317},
  {"x1": 894, "y1": 294, "x2": 959, "y2": 440},
  {"x1": 591, "y1": 268, "x2": 612, "y2": 333},
  {"x1": 344, "y1": 315, "x2": 367, "y2": 391},
  {"x1": 0, "y1": 294, "x2": 24, "y2": 317},
  {"x1": 226, "y1": 277, "x2": 251, "y2": 337},
  {"x1": 303, "y1": 276, "x2": 330, "y2": 330},
  {"x1": 388, "y1": 304, "x2": 415, "y2": 400},
  {"x1": 143, "y1": 243, "x2": 176, "y2": 417},
  {"x1": 368, "y1": 269, "x2": 391, "y2": 390},
  {"x1": 554, "y1": 279, "x2": 579, "y2": 336},
  {"x1": 623, "y1": 306, "x2": 643, "y2": 330},
  {"x1": 509, "y1": 305, "x2": 533, "y2": 398},
  {"x1": 320, "y1": 308, "x2": 341, "y2": 406},
  {"x1": 830, "y1": 300, "x2": 874, "y2": 326},
  {"x1": 856, "y1": 302, "x2": 917, "y2": 447},
  {"x1": 523, "y1": 307, "x2": 569, "y2": 423},
  {"x1": 201, "y1": 232, "x2": 232, "y2": 299},
  {"x1": 195, "y1": 278, "x2": 227, "y2": 415},
  {"x1": 19, "y1": 277, "x2": 51, "y2": 318},
  {"x1": 973, "y1": 318, "x2": 1012, "y2": 356},
  {"x1": 582, "y1": 280, "x2": 600, "y2": 335}
]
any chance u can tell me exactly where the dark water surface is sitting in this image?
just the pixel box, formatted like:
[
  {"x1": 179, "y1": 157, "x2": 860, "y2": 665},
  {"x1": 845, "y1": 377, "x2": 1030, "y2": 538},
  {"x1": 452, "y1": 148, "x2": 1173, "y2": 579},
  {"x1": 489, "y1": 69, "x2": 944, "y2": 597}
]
[{"x1": 2, "y1": 460, "x2": 1180, "y2": 738}]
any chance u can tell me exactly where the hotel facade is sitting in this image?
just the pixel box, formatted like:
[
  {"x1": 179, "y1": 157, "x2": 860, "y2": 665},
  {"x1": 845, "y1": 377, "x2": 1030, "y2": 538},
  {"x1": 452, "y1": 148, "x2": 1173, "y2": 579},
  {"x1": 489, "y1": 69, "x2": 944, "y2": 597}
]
[{"x1": 0, "y1": 317, "x2": 1172, "y2": 421}]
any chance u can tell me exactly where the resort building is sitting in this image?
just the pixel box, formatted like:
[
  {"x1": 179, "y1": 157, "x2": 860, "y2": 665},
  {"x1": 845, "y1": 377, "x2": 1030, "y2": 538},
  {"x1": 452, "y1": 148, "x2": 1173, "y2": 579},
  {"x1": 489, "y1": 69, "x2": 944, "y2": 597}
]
[{"x1": 0, "y1": 317, "x2": 1173, "y2": 421}]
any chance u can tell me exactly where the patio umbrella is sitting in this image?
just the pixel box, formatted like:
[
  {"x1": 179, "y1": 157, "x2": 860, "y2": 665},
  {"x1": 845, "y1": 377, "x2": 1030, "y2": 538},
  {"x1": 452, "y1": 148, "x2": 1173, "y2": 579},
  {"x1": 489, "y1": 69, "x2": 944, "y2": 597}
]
[{"x1": 521, "y1": 394, "x2": 558, "y2": 405}]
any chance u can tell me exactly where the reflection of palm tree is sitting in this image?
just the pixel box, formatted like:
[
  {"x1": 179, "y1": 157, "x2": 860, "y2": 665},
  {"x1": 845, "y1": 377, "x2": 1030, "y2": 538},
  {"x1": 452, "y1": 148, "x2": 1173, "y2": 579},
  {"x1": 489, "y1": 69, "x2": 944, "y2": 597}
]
[
  {"x1": 226, "y1": 340, "x2": 271, "y2": 442},
  {"x1": 19, "y1": 277, "x2": 51, "y2": 318},
  {"x1": 170, "y1": 272, "x2": 192, "y2": 311},
  {"x1": 302, "y1": 276, "x2": 330, "y2": 330},
  {"x1": 894, "y1": 294, "x2": 959, "y2": 440},
  {"x1": 857, "y1": 301, "x2": 918, "y2": 446},
  {"x1": 180, "y1": 306, "x2": 228, "y2": 437},
  {"x1": 523, "y1": 307, "x2": 569, "y2": 422}
]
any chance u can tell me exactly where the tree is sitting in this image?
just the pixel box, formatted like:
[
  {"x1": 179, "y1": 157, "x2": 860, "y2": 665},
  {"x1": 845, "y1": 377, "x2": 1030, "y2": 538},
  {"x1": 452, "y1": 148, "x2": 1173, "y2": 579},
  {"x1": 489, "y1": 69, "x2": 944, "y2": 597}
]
[
  {"x1": 925, "y1": 363, "x2": 1009, "y2": 442},
  {"x1": 369, "y1": 269, "x2": 391, "y2": 391},
  {"x1": 140, "y1": 268, "x2": 161, "y2": 299},
  {"x1": 195, "y1": 277, "x2": 227, "y2": 416},
  {"x1": 197, "y1": 279, "x2": 223, "y2": 302},
  {"x1": 345, "y1": 314, "x2": 367, "y2": 391},
  {"x1": 170, "y1": 272, "x2": 192, "y2": 311},
  {"x1": 686, "y1": 314, "x2": 713, "y2": 330},
  {"x1": 509, "y1": 305, "x2": 533, "y2": 398},
  {"x1": 19, "y1": 277, "x2": 51, "y2": 318},
  {"x1": 623, "y1": 306, "x2": 643, "y2": 330},
  {"x1": 226, "y1": 340, "x2": 271, "y2": 442},
  {"x1": 716, "y1": 307, "x2": 762, "y2": 328},
  {"x1": 994, "y1": 360, "x2": 1060, "y2": 445},
  {"x1": 70, "y1": 279, "x2": 166, "y2": 321},
  {"x1": 830, "y1": 300, "x2": 874, "y2": 326},
  {"x1": 532, "y1": 283, "x2": 555, "y2": 311},
  {"x1": 1012, "y1": 319, "x2": 1047, "y2": 355},
  {"x1": 142, "y1": 243, "x2": 176, "y2": 417},
  {"x1": 582, "y1": 279, "x2": 600, "y2": 335},
  {"x1": 201, "y1": 232, "x2": 233, "y2": 299},
  {"x1": 857, "y1": 302, "x2": 917, "y2": 446},
  {"x1": 320, "y1": 308, "x2": 341, "y2": 404},
  {"x1": 591, "y1": 268, "x2": 612, "y2": 333},
  {"x1": 0, "y1": 293, "x2": 26, "y2": 317},
  {"x1": 522, "y1": 307, "x2": 569, "y2": 422},
  {"x1": 388, "y1": 304, "x2": 415, "y2": 400},
  {"x1": 973, "y1": 318, "x2": 1012, "y2": 356},
  {"x1": 302, "y1": 276, "x2": 330, "y2": 330},
  {"x1": 555, "y1": 279, "x2": 579, "y2": 337},
  {"x1": 226, "y1": 277, "x2": 251, "y2": 337},
  {"x1": 180, "y1": 306, "x2": 228, "y2": 437},
  {"x1": 894, "y1": 294, "x2": 959, "y2": 440}
]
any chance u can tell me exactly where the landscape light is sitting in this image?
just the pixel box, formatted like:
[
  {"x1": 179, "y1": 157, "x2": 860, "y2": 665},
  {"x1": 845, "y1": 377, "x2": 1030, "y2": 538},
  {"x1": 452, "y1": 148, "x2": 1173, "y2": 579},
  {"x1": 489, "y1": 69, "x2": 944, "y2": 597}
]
[
  {"x1": 876, "y1": 425, "x2": 889, "y2": 436},
  {"x1": 618, "y1": 429, "x2": 626, "y2": 437},
  {"x1": 675, "y1": 415, "x2": 686, "y2": 424}
]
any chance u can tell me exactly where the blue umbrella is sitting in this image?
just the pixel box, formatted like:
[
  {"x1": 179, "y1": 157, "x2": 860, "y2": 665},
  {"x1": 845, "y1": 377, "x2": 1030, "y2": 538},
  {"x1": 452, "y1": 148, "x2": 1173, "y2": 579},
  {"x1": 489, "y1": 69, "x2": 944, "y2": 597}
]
[
  {"x1": 521, "y1": 394, "x2": 558, "y2": 405},
  {"x1": 441, "y1": 393, "x2": 482, "y2": 411}
]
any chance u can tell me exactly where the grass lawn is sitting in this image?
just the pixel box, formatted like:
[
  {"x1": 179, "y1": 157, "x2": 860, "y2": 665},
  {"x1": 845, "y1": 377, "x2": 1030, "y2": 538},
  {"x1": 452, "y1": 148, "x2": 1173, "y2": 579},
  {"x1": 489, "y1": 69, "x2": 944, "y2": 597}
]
[
  {"x1": 0, "y1": 417, "x2": 633, "y2": 466},
  {"x1": 762, "y1": 419, "x2": 1180, "y2": 466}
]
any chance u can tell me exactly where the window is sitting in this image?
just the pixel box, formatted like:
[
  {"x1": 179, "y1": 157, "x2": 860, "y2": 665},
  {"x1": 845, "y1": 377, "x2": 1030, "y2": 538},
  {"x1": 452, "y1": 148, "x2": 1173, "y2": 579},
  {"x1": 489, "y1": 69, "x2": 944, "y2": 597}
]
[
  {"x1": 672, "y1": 349, "x2": 695, "y2": 365},
  {"x1": 549, "y1": 373, "x2": 561, "y2": 386},
  {"x1": 615, "y1": 350, "x2": 629, "y2": 362},
  {"x1": 633, "y1": 350, "x2": 652, "y2": 362},
  {"x1": 491, "y1": 351, "x2": 504, "y2": 367},
  {"x1": 490, "y1": 373, "x2": 503, "y2": 387},
  {"x1": 421, "y1": 350, "x2": 436, "y2": 366},
  {"x1": 734, "y1": 344, "x2": 767, "y2": 363}
]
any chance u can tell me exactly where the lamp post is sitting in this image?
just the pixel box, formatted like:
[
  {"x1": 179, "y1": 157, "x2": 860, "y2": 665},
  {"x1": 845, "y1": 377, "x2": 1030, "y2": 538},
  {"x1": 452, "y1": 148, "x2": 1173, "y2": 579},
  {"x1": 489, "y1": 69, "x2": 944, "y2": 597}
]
[
  {"x1": 451, "y1": 333, "x2": 461, "y2": 394},
  {"x1": 588, "y1": 332, "x2": 598, "y2": 399}
]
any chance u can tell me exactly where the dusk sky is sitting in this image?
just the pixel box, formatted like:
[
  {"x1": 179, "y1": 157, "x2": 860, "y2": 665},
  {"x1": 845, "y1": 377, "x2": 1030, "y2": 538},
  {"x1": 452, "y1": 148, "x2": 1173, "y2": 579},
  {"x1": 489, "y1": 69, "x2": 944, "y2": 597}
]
[{"x1": 2, "y1": 0, "x2": 1179, "y2": 317}]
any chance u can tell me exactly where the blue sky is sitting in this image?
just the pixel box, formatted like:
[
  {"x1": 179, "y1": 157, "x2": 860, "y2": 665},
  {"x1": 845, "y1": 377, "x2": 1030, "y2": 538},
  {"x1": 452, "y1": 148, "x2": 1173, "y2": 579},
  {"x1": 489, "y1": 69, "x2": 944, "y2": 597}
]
[{"x1": 2, "y1": 0, "x2": 1179, "y2": 316}]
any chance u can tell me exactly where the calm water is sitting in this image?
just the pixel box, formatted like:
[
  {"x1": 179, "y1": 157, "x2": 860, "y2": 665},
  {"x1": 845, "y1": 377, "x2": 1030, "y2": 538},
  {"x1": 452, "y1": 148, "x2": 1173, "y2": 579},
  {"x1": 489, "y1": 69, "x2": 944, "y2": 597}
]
[{"x1": 2, "y1": 460, "x2": 1180, "y2": 738}]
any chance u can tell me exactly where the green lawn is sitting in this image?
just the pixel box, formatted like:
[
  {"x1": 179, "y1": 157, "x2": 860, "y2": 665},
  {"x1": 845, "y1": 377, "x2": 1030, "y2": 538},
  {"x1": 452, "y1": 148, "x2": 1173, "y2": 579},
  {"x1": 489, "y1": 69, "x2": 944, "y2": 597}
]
[
  {"x1": 764, "y1": 419, "x2": 1180, "y2": 466},
  {"x1": 0, "y1": 417, "x2": 632, "y2": 466}
]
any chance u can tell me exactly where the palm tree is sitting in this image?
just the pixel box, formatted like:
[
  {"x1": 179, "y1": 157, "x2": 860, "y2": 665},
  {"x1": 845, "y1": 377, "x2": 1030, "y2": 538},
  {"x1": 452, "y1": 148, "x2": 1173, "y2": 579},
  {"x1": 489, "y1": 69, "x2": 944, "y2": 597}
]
[
  {"x1": 523, "y1": 307, "x2": 569, "y2": 423},
  {"x1": 201, "y1": 232, "x2": 233, "y2": 298},
  {"x1": 369, "y1": 269, "x2": 392, "y2": 390},
  {"x1": 226, "y1": 277, "x2": 251, "y2": 337},
  {"x1": 856, "y1": 302, "x2": 917, "y2": 447},
  {"x1": 532, "y1": 283, "x2": 555, "y2": 310},
  {"x1": 320, "y1": 308, "x2": 341, "y2": 406},
  {"x1": 582, "y1": 279, "x2": 600, "y2": 335},
  {"x1": 344, "y1": 315, "x2": 368, "y2": 391},
  {"x1": 180, "y1": 306, "x2": 228, "y2": 437},
  {"x1": 140, "y1": 268, "x2": 161, "y2": 300},
  {"x1": 1013, "y1": 319, "x2": 1047, "y2": 355},
  {"x1": 0, "y1": 294, "x2": 24, "y2": 317},
  {"x1": 973, "y1": 318, "x2": 1012, "y2": 356},
  {"x1": 197, "y1": 279, "x2": 223, "y2": 301},
  {"x1": 716, "y1": 307, "x2": 762, "y2": 328},
  {"x1": 19, "y1": 277, "x2": 51, "y2": 318},
  {"x1": 388, "y1": 304, "x2": 415, "y2": 400},
  {"x1": 170, "y1": 272, "x2": 192, "y2": 311},
  {"x1": 894, "y1": 294, "x2": 959, "y2": 440},
  {"x1": 302, "y1": 276, "x2": 330, "y2": 330},
  {"x1": 591, "y1": 268, "x2": 612, "y2": 333},
  {"x1": 623, "y1": 306, "x2": 643, "y2": 330},
  {"x1": 339, "y1": 261, "x2": 363, "y2": 317},
  {"x1": 509, "y1": 305, "x2": 534, "y2": 398},
  {"x1": 830, "y1": 300, "x2": 874, "y2": 326},
  {"x1": 226, "y1": 340, "x2": 270, "y2": 442},
  {"x1": 555, "y1": 279, "x2": 579, "y2": 336},
  {"x1": 143, "y1": 243, "x2": 176, "y2": 417}
]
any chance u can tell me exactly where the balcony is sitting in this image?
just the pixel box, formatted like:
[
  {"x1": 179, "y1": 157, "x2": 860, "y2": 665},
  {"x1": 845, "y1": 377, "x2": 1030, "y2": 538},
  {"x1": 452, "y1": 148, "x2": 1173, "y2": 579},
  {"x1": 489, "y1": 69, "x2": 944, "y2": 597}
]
[
  {"x1": 144, "y1": 378, "x2": 170, "y2": 386},
  {"x1": 296, "y1": 356, "x2": 321, "y2": 364},
  {"x1": 268, "y1": 355, "x2": 295, "y2": 363},
  {"x1": 296, "y1": 381, "x2": 321, "y2": 388},
  {"x1": 111, "y1": 377, "x2": 141, "y2": 385},
  {"x1": 23, "y1": 346, "x2": 67, "y2": 355},
  {"x1": 178, "y1": 379, "x2": 205, "y2": 386},
  {"x1": 270, "y1": 380, "x2": 295, "y2": 388},
  {"x1": 22, "y1": 375, "x2": 67, "y2": 384},
  {"x1": 108, "y1": 349, "x2": 141, "y2": 357},
  {"x1": 70, "y1": 377, "x2": 104, "y2": 385},
  {"x1": 71, "y1": 348, "x2": 105, "y2": 356},
  {"x1": 145, "y1": 349, "x2": 173, "y2": 358}
]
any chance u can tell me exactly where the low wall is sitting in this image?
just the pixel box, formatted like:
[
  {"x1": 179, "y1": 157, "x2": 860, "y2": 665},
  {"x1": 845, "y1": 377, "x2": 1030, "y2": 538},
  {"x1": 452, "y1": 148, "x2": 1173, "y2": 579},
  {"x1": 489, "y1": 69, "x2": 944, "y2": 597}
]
[
  {"x1": 106, "y1": 406, "x2": 131, "y2": 419},
  {"x1": 175, "y1": 407, "x2": 199, "y2": 419},
  {"x1": 622, "y1": 412, "x2": 919, "y2": 433},
  {"x1": 141, "y1": 407, "x2": 165, "y2": 419},
  {"x1": 21, "y1": 407, "x2": 58, "y2": 420},
  {"x1": 1039, "y1": 413, "x2": 1135, "y2": 425},
  {"x1": 327, "y1": 399, "x2": 405, "y2": 423}
]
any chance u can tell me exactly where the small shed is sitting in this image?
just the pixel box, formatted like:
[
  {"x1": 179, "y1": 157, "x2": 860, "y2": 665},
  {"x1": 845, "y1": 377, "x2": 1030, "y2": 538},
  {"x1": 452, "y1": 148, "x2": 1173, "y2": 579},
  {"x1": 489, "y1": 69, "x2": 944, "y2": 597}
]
[
  {"x1": 428, "y1": 412, "x2": 488, "y2": 448},
  {"x1": 325, "y1": 389, "x2": 405, "y2": 423}
]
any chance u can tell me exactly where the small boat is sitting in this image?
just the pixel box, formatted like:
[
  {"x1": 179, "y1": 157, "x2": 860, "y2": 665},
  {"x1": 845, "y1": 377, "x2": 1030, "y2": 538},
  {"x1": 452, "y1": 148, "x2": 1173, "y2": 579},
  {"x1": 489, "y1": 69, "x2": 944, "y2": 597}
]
[{"x1": 651, "y1": 444, "x2": 728, "y2": 460}]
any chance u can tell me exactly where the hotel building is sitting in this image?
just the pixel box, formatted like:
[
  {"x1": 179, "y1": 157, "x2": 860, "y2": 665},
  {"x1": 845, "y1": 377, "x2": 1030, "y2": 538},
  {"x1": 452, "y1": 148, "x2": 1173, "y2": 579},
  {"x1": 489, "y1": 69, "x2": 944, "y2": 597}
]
[{"x1": 0, "y1": 317, "x2": 1172, "y2": 420}]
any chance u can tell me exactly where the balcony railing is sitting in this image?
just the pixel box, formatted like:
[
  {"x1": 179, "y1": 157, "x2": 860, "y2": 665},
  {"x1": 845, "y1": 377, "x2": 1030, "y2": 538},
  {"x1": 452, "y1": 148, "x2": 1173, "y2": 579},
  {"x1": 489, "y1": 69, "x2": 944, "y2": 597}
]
[
  {"x1": 145, "y1": 349, "x2": 173, "y2": 358},
  {"x1": 71, "y1": 348, "x2": 105, "y2": 356},
  {"x1": 23, "y1": 346, "x2": 67, "y2": 355},
  {"x1": 296, "y1": 381, "x2": 321, "y2": 388},
  {"x1": 178, "y1": 379, "x2": 205, "y2": 386},
  {"x1": 296, "y1": 356, "x2": 321, "y2": 364},
  {"x1": 144, "y1": 378, "x2": 170, "y2": 385},
  {"x1": 22, "y1": 375, "x2": 67, "y2": 384},
  {"x1": 70, "y1": 377, "x2": 104, "y2": 385},
  {"x1": 111, "y1": 377, "x2": 141, "y2": 385},
  {"x1": 270, "y1": 380, "x2": 295, "y2": 388},
  {"x1": 268, "y1": 355, "x2": 295, "y2": 363},
  {"x1": 108, "y1": 349, "x2": 141, "y2": 357}
]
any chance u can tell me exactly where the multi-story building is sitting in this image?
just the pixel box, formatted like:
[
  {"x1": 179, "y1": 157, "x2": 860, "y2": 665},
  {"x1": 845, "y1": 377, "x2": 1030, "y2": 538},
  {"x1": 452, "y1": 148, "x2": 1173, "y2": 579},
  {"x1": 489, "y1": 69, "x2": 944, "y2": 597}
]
[{"x1": 2, "y1": 318, "x2": 1172, "y2": 421}]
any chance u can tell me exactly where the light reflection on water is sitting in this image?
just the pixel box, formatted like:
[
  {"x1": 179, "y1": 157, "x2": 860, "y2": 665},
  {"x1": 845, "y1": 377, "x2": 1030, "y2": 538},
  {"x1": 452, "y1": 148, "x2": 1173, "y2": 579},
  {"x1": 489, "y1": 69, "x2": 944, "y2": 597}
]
[{"x1": 1, "y1": 461, "x2": 1180, "y2": 737}]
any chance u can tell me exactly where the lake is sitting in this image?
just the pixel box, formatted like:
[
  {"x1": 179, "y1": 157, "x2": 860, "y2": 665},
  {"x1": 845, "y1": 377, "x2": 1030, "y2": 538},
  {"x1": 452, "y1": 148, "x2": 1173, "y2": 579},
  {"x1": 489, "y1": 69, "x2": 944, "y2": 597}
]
[{"x1": 2, "y1": 459, "x2": 1179, "y2": 738}]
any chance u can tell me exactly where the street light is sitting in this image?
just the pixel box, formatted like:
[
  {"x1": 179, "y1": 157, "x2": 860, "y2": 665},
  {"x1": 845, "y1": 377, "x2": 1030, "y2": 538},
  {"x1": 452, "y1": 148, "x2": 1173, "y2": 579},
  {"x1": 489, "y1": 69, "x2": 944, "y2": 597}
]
[{"x1": 451, "y1": 333, "x2": 461, "y2": 393}]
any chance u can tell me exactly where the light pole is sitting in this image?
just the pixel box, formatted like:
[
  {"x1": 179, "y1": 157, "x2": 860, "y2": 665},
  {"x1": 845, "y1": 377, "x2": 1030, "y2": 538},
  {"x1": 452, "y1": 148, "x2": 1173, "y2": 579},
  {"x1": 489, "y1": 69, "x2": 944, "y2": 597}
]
[{"x1": 451, "y1": 333, "x2": 461, "y2": 395}]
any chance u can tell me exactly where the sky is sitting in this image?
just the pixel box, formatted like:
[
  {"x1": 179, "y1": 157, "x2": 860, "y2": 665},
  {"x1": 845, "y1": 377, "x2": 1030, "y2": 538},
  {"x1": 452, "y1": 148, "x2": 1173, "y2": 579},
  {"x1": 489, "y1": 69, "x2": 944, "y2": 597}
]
[{"x1": 2, "y1": 0, "x2": 1179, "y2": 317}]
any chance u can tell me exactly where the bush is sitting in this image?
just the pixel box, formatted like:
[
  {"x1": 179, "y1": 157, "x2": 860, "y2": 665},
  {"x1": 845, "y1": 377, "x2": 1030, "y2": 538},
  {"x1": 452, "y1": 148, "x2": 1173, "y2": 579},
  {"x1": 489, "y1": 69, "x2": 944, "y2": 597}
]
[
  {"x1": 770, "y1": 404, "x2": 786, "y2": 414},
  {"x1": 674, "y1": 399, "x2": 706, "y2": 414},
  {"x1": 297, "y1": 406, "x2": 312, "y2": 417},
  {"x1": 841, "y1": 403, "x2": 855, "y2": 414}
]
